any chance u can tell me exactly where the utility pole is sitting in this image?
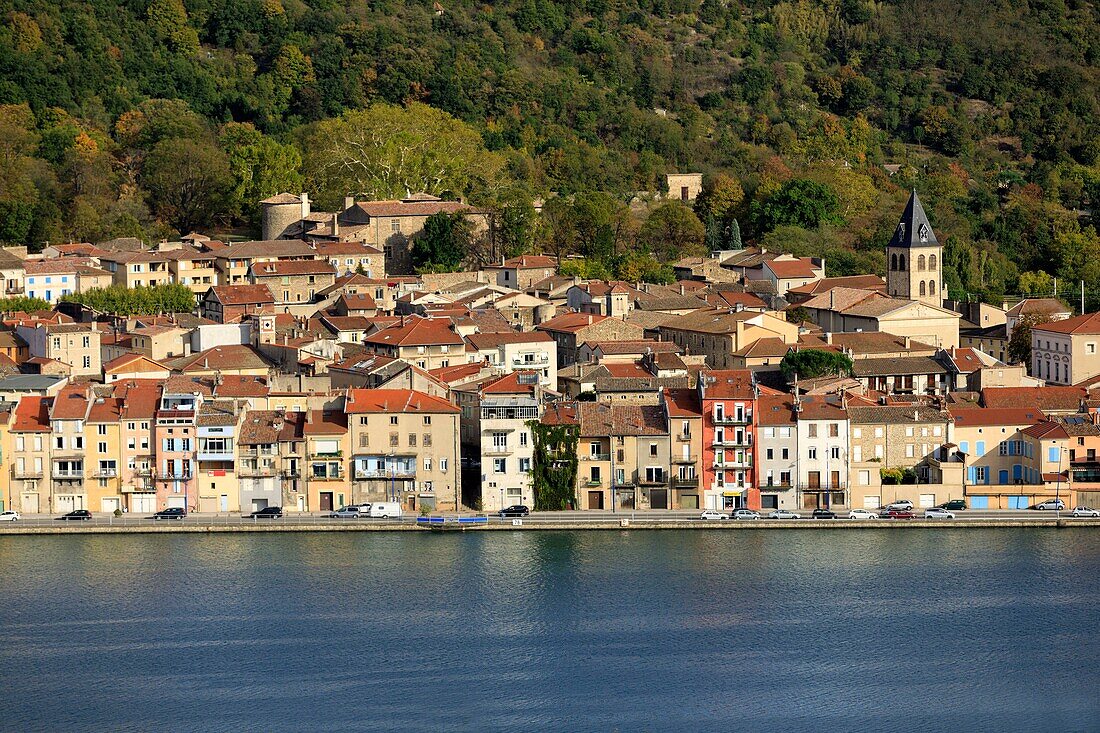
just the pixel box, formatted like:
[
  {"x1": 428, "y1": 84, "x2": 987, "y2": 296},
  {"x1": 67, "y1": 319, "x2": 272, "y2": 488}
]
[{"x1": 1082, "y1": 280, "x2": 1086, "y2": 314}]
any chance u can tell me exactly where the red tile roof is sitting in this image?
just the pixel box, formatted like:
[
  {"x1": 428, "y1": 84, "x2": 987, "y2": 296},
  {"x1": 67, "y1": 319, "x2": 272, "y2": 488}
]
[
  {"x1": 492, "y1": 255, "x2": 557, "y2": 269},
  {"x1": 765, "y1": 257, "x2": 820, "y2": 278},
  {"x1": 982, "y1": 386, "x2": 1085, "y2": 411},
  {"x1": 304, "y1": 410, "x2": 348, "y2": 435},
  {"x1": 663, "y1": 388, "x2": 701, "y2": 417},
  {"x1": 1032, "y1": 312, "x2": 1100, "y2": 335},
  {"x1": 701, "y1": 369, "x2": 754, "y2": 399},
  {"x1": 12, "y1": 396, "x2": 52, "y2": 431},
  {"x1": 50, "y1": 385, "x2": 90, "y2": 420},
  {"x1": 250, "y1": 260, "x2": 337, "y2": 277},
  {"x1": 948, "y1": 407, "x2": 1044, "y2": 427},
  {"x1": 536, "y1": 312, "x2": 609, "y2": 334},
  {"x1": 466, "y1": 331, "x2": 554, "y2": 350},
  {"x1": 88, "y1": 397, "x2": 124, "y2": 422},
  {"x1": 345, "y1": 389, "x2": 459, "y2": 414},
  {"x1": 210, "y1": 284, "x2": 276, "y2": 306},
  {"x1": 364, "y1": 317, "x2": 463, "y2": 347},
  {"x1": 110, "y1": 380, "x2": 163, "y2": 419},
  {"x1": 354, "y1": 198, "x2": 472, "y2": 219},
  {"x1": 757, "y1": 393, "x2": 797, "y2": 425},
  {"x1": 481, "y1": 371, "x2": 539, "y2": 394}
]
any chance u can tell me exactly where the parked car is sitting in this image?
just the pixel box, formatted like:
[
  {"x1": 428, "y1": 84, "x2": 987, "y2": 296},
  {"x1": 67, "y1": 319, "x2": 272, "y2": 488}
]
[
  {"x1": 885, "y1": 500, "x2": 914, "y2": 511},
  {"x1": 57, "y1": 510, "x2": 92, "y2": 521},
  {"x1": 812, "y1": 509, "x2": 837, "y2": 519},
  {"x1": 700, "y1": 510, "x2": 729, "y2": 520},
  {"x1": 499, "y1": 505, "x2": 530, "y2": 517},
  {"x1": 938, "y1": 499, "x2": 967, "y2": 511},
  {"x1": 246, "y1": 506, "x2": 283, "y2": 519},
  {"x1": 923, "y1": 508, "x2": 955, "y2": 519},
  {"x1": 152, "y1": 508, "x2": 186, "y2": 521},
  {"x1": 369, "y1": 502, "x2": 403, "y2": 518},
  {"x1": 881, "y1": 509, "x2": 916, "y2": 519},
  {"x1": 1070, "y1": 506, "x2": 1100, "y2": 518},
  {"x1": 1033, "y1": 499, "x2": 1065, "y2": 511},
  {"x1": 848, "y1": 509, "x2": 878, "y2": 520},
  {"x1": 733, "y1": 509, "x2": 761, "y2": 520},
  {"x1": 767, "y1": 509, "x2": 801, "y2": 519},
  {"x1": 0, "y1": 510, "x2": 20, "y2": 522},
  {"x1": 329, "y1": 506, "x2": 362, "y2": 518}
]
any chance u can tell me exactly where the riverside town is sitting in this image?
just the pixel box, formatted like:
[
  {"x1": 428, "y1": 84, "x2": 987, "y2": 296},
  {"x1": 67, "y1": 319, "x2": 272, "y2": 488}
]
[{"x1": 0, "y1": 188, "x2": 1097, "y2": 526}]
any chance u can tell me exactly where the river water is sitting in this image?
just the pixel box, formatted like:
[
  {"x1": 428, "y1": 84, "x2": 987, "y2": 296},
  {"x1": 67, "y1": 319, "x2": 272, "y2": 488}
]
[{"x1": 0, "y1": 529, "x2": 1097, "y2": 732}]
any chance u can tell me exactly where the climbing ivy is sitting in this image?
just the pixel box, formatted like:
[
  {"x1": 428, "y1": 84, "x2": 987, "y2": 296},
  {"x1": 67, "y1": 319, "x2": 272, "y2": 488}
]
[{"x1": 529, "y1": 421, "x2": 579, "y2": 511}]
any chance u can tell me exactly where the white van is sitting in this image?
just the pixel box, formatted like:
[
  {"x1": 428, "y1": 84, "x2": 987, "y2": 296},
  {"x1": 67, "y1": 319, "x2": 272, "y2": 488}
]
[{"x1": 369, "y1": 502, "x2": 403, "y2": 518}]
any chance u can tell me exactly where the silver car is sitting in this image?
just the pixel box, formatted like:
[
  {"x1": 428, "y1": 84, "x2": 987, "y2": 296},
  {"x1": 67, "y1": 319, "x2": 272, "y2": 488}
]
[
  {"x1": 1034, "y1": 499, "x2": 1066, "y2": 511},
  {"x1": 733, "y1": 509, "x2": 761, "y2": 521},
  {"x1": 923, "y1": 508, "x2": 955, "y2": 519},
  {"x1": 1071, "y1": 506, "x2": 1100, "y2": 517},
  {"x1": 767, "y1": 509, "x2": 801, "y2": 519}
]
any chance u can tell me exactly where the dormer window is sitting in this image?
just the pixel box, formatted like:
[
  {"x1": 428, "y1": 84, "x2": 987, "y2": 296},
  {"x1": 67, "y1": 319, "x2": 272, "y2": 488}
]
[{"x1": 918, "y1": 223, "x2": 929, "y2": 242}]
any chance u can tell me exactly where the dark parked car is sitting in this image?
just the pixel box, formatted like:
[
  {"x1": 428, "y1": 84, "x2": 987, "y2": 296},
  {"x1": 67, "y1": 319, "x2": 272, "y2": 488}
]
[
  {"x1": 56, "y1": 509, "x2": 92, "y2": 521},
  {"x1": 499, "y1": 505, "x2": 530, "y2": 517},
  {"x1": 881, "y1": 509, "x2": 917, "y2": 519},
  {"x1": 811, "y1": 509, "x2": 837, "y2": 519},
  {"x1": 938, "y1": 499, "x2": 966, "y2": 511},
  {"x1": 152, "y1": 508, "x2": 186, "y2": 521},
  {"x1": 246, "y1": 506, "x2": 283, "y2": 519}
]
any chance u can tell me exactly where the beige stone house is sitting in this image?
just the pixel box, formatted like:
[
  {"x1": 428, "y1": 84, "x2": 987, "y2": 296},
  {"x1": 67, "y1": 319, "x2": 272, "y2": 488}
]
[
  {"x1": 1031, "y1": 312, "x2": 1100, "y2": 385},
  {"x1": 657, "y1": 309, "x2": 798, "y2": 369},
  {"x1": 97, "y1": 251, "x2": 174, "y2": 289},
  {"x1": 536, "y1": 312, "x2": 645, "y2": 367},
  {"x1": 345, "y1": 388, "x2": 462, "y2": 511},
  {"x1": 362, "y1": 316, "x2": 468, "y2": 371},
  {"x1": 484, "y1": 255, "x2": 558, "y2": 290},
  {"x1": 248, "y1": 260, "x2": 337, "y2": 306},
  {"x1": 16, "y1": 322, "x2": 102, "y2": 376}
]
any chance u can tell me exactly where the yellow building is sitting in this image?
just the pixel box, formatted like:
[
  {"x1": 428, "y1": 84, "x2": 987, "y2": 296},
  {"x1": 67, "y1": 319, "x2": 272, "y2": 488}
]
[
  {"x1": 303, "y1": 410, "x2": 351, "y2": 512},
  {"x1": 9, "y1": 396, "x2": 50, "y2": 513},
  {"x1": 87, "y1": 397, "x2": 125, "y2": 513}
]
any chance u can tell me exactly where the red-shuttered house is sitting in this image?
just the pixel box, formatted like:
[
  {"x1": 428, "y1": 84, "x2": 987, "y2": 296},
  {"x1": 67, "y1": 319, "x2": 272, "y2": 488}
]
[{"x1": 699, "y1": 369, "x2": 758, "y2": 511}]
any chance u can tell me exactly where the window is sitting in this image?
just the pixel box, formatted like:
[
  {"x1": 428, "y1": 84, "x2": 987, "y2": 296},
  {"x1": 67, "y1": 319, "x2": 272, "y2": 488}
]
[
  {"x1": 649, "y1": 442, "x2": 658, "y2": 456},
  {"x1": 493, "y1": 458, "x2": 506, "y2": 473},
  {"x1": 830, "y1": 447, "x2": 840, "y2": 459},
  {"x1": 360, "y1": 416, "x2": 369, "y2": 425},
  {"x1": 390, "y1": 416, "x2": 398, "y2": 425},
  {"x1": 781, "y1": 448, "x2": 789, "y2": 460},
  {"x1": 440, "y1": 458, "x2": 448, "y2": 472},
  {"x1": 906, "y1": 444, "x2": 915, "y2": 458},
  {"x1": 15, "y1": 437, "x2": 23, "y2": 451},
  {"x1": 83, "y1": 356, "x2": 91, "y2": 369},
  {"x1": 97, "y1": 425, "x2": 107, "y2": 436},
  {"x1": 874, "y1": 427, "x2": 883, "y2": 438},
  {"x1": 55, "y1": 436, "x2": 64, "y2": 449},
  {"x1": 98, "y1": 442, "x2": 107, "y2": 454},
  {"x1": 423, "y1": 433, "x2": 432, "y2": 447},
  {"x1": 519, "y1": 432, "x2": 528, "y2": 447},
  {"x1": 519, "y1": 457, "x2": 531, "y2": 472},
  {"x1": 808, "y1": 447, "x2": 817, "y2": 460},
  {"x1": 408, "y1": 433, "x2": 417, "y2": 447},
  {"x1": 424, "y1": 458, "x2": 432, "y2": 471},
  {"x1": 853, "y1": 428, "x2": 862, "y2": 439},
  {"x1": 808, "y1": 424, "x2": 817, "y2": 438},
  {"x1": 1088, "y1": 343, "x2": 1097, "y2": 355},
  {"x1": 766, "y1": 448, "x2": 774, "y2": 460},
  {"x1": 829, "y1": 423, "x2": 839, "y2": 438},
  {"x1": 82, "y1": 336, "x2": 90, "y2": 348},
  {"x1": 974, "y1": 467, "x2": 988, "y2": 482}
]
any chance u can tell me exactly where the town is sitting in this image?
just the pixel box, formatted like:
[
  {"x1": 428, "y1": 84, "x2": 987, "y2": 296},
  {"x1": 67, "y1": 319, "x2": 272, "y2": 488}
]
[{"x1": 0, "y1": 183, "x2": 1096, "y2": 522}]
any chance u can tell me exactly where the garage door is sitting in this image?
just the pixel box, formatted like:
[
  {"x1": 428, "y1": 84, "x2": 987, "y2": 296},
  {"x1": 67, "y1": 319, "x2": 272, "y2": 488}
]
[
  {"x1": 864, "y1": 495, "x2": 880, "y2": 509},
  {"x1": 970, "y1": 496, "x2": 989, "y2": 509},
  {"x1": 101, "y1": 498, "x2": 120, "y2": 513},
  {"x1": 167, "y1": 496, "x2": 186, "y2": 510},
  {"x1": 919, "y1": 494, "x2": 935, "y2": 508},
  {"x1": 650, "y1": 490, "x2": 668, "y2": 510},
  {"x1": 1009, "y1": 495, "x2": 1030, "y2": 510},
  {"x1": 55, "y1": 495, "x2": 76, "y2": 513},
  {"x1": 680, "y1": 494, "x2": 698, "y2": 510},
  {"x1": 132, "y1": 493, "x2": 156, "y2": 513},
  {"x1": 21, "y1": 493, "x2": 40, "y2": 514}
]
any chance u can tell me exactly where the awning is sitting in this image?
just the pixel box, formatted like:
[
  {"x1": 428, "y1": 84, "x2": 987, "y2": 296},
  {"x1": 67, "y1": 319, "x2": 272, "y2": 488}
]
[{"x1": 721, "y1": 490, "x2": 745, "y2": 497}]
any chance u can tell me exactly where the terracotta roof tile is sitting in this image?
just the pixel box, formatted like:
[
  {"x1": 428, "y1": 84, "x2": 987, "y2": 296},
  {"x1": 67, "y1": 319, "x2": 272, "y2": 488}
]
[{"x1": 344, "y1": 388, "x2": 459, "y2": 414}]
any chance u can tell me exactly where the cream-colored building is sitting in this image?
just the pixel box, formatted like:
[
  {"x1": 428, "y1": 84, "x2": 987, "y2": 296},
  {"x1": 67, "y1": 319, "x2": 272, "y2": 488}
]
[
  {"x1": 98, "y1": 251, "x2": 174, "y2": 289},
  {"x1": 1031, "y1": 312, "x2": 1100, "y2": 385},
  {"x1": 166, "y1": 248, "x2": 219, "y2": 299},
  {"x1": 346, "y1": 389, "x2": 462, "y2": 511},
  {"x1": 465, "y1": 332, "x2": 557, "y2": 388},
  {"x1": 17, "y1": 323, "x2": 103, "y2": 376},
  {"x1": 657, "y1": 309, "x2": 798, "y2": 369}
]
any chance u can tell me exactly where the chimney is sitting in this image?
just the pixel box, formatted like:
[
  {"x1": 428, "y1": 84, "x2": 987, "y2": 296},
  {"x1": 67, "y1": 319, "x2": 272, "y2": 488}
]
[
  {"x1": 300, "y1": 192, "x2": 310, "y2": 220},
  {"x1": 587, "y1": 314, "x2": 593, "y2": 325},
  {"x1": 332, "y1": 213, "x2": 340, "y2": 238},
  {"x1": 343, "y1": 196, "x2": 354, "y2": 211},
  {"x1": 904, "y1": 336, "x2": 911, "y2": 348},
  {"x1": 679, "y1": 283, "x2": 685, "y2": 295},
  {"x1": 824, "y1": 332, "x2": 832, "y2": 345}
]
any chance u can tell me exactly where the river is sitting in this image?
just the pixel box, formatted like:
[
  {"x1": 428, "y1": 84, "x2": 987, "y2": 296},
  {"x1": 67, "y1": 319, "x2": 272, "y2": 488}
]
[{"x1": 0, "y1": 529, "x2": 1097, "y2": 732}]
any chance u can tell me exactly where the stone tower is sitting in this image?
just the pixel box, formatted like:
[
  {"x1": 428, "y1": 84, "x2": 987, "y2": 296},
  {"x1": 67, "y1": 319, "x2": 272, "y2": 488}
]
[{"x1": 886, "y1": 190, "x2": 942, "y2": 307}]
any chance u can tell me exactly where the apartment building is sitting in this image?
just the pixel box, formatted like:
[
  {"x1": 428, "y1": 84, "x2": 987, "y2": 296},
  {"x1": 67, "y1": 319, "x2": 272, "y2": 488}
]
[
  {"x1": 477, "y1": 372, "x2": 545, "y2": 512},
  {"x1": 662, "y1": 388, "x2": 705, "y2": 510},
  {"x1": 756, "y1": 393, "x2": 799, "y2": 511},
  {"x1": 200, "y1": 285, "x2": 276, "y2": 324},
  {"x1": 345, "y1": 389, "x2": 461, "y2": 511},
  {"x1": 303, "y1": 410, "x2": 350, "y2": 513},
  {"x1": 699, "y1": 369, "x2": 756, "y2": 511},
  {"x1": 949, "y1": 406, "x2": 1044, "y2": 510},
  {"x1": 17, "y1": 322, "x2": 102, "y2": 376},
  {"x1": 212, "y1": 239, "x2": 319, "y2": 286},
  {"x1": 98, "y1": 251, "x2": 173, "y2": 288},
  {"x1": 1031, "y1": 312, "x2": 1100, "y2": 385},
  {"x1": 465, "y1": 332, "x2": 557, "y2": 387},
  {"x1": 536, "y1": 312, "x2": 645, "y2": 367},
  {"x1": 314, "y1": 241, "x2": 385, "y2": 278},
  {"x1": 575, "y1": 401, "x2": 669, "y2": 511},
  {"x1": 658, "y1": 309, "x2": 797, "y2": 369},
  {"x1": 48, "y1": 385, "x2": 91, "y2": 514},
  {"x1": 194, "y1": 401, "x2": 243, "y2": 513},
  {"x1": 9, "y1": 396, "x2": 51, "y2": 514},
  {"x1": 114, "y1": 380, "x2": 159, "y2": 513},
  {"x1": 154, "y1": 380, "x2": 200, "y2": 512},
  {"x1": 363, "y1": 316, "x2": 468, "y2": 371},
  {"x1": 794, "y1": 394, "x2": 849, "y2": 511},
  {"x1": 249, "y1": 260, "x2": 337, "y2": 306},
  {"x1": 165, "y1": 248, "x2": 219, "y2": 299},
  {"x1": 87, "y1": 395, "x2": 124, "y2": 514},
  {"x1": 484, "y1": 255, "x2": 558, "y2": 290}
]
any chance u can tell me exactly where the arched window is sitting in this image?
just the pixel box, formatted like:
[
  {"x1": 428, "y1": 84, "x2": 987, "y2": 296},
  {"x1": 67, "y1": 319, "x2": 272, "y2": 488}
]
[
  {"x1": 919, "y1": 281, "x2": 926, "y2": 297},
  {"x1": 917, "y1": 254, "x2": 926, "y2": 271},
  {"x1": 929, "y1": 280, "x2": 936, "y2": 295},
  {"x1": 891, "y1": 253, "x2": 898, "y2": 271},
  {"x1": 929, "y1": 254, "x2": 937, "y2": 270},
  {"x1": 899, "y1": 255, "x2": 906, "y2": 271}
]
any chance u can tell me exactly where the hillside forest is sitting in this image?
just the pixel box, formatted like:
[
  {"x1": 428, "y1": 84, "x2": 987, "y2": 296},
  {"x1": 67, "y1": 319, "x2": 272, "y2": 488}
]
[{"x1": 0, "y1": 0, "x2": 1097, "y2": 304}]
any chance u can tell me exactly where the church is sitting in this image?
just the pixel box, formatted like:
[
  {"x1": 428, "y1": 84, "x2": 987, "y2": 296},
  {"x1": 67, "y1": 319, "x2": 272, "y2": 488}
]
[{"x1": 886, "y1": 189, "x2": 943, "y2": 307}]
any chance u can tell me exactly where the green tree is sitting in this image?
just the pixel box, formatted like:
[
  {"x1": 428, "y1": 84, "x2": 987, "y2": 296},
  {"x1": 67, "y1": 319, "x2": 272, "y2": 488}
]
[
  {"x1": 1008, "y1": 313, "x2": 1050, "y2": 366},
  {"x1": 786, "y1": 306, "x2": 811, "y2": 324},
  {"x1": 640, "y1": 202, "x2": 706, "y2": 261},
  {"x1": 693, "y1": 173, "x2": 744, "y2": 222},
  {"x1": 143, "y1": 138, "x2": 233, "y2": 232},
  {"x1": 219, "y1": 122, "x2": 303, "y2": 226},
  {"x1": 412, "y1": 212, "x2": 471, "y2": 272},
  {"x1": 60, "y1": 283, "x2": 197, "y2": 315},
  {"x1": 298, "y1": 102, "x2": 506, "y2": 208},
  {"x1": 780, "y1": 348, "x2": 854, "y2": 381},
  {"x1": 1016, "y1": 271, "x2": 1055, "y2": 297},
  {"x1": 725, "y1": 218, "x2": 743, "y2": 250},
  {"x1": 750, "y1": 179, "x2": 843, "y2": 233},
  {"x1": 0, "y1": 296, "x2": 51, "y2": 312},
  {"x1": 529, "y1": 421, "x2": 579, "y2": 511}
]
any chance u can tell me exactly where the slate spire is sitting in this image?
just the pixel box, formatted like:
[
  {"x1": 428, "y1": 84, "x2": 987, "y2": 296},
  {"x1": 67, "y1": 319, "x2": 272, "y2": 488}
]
[{"x1": 888, "y1": 189, "x2": 938, "y2": 248}]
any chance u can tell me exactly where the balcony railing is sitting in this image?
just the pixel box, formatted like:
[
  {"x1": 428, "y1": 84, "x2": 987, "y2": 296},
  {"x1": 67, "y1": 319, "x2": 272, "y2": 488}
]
[
  {"x1": 483, "y1": 447, "x2": 513, "y2": 456},
  {"x1": 676, "y1": 433, "x2": 693, "y2": 442},
  {"x1": 760, "y1": 483, "x2": 794, "y2": 491},
  {"x1": 672, "y1": 476, "x2": 699, "y2": 488},
  {"x1": 712, "y1": 436, "x2": 753, "y2": 448},
  {"x1": 280, "y1": 468, "x2": 301, "y2": 478},
  {"x1": 10, "y1": 467, "x2": 43, "y2": 479},
  {"x1": 512, "y1": 354, "x2": 550, "y2": 365},
  {"x1": 581, "y1": 453, "x2": 611, "y2": 461},
  {"x1": 585, "y1": 479, "x2": 603, "y2": 487},
  {"x1": 160, "y1": 471, "x2": 192, "y2": 480},
  {"x1": 239, "y1": 466, "x2": 277, "y2": 477},
  {"x1": 713, "y1": 457, "x2": 752, "y2": 468},
  {"x1": 713, "y1": 413, "x2": 751, "y2": 426},
  {"x1": 134, "y1": 467, "x2": 153, "y2": 477},
  {"x1": 308, "y1": 469, "x2": 345, "y2": 481},
  {"x1": 671, "y1": 455, "x2": 697, "y2": 464},
  {"x1": 800, "y1": 483, "x2": 848, "y2": 491},
  {"x1": 93, "y1": 468, "x2": 118, "y2": 478},
  {"x1": 354, "y1": 469, "x2": 415, "y2": 480},
  {"x1": 197, "y1": 451, "x2": 235, "y2": 462},
  {"x1": 52, "y1": 470, "x2": 84, "y2": 479},
  {"x1": 638, "y1": 476, "x2": 668, "y2": 486},
  {"x1": 309, "y1": 451, "x2": 343, "y2": 460}
]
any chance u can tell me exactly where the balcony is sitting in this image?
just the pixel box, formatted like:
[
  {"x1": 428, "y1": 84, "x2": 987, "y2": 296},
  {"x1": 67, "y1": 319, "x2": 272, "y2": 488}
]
[
  {"x1": 638, "y1": 475, "x2": 668, "y2": 486},
  {"x1": 52, "y1": 469, "x2": 84, "y2": 480},
  {"x1": 93, "y1": 468, "x2": 118, "y2": 478},
  {"x1": 581, "y1": 453, "x2": 611, "y2": 462},
  {"x1": 160, "y1": 470, "x2": 192, "y2": 481},
  {"x1": 308, "y1": 469, "x2": 345, "y2": 481},
  {"x1": 198, "y1": 450, "x2": 235, "y2": 462},
  {"x1": 354, "y1": 468, "x2": 415, "y2": 480},
  {"x1": 585, "y1": 479, "x2": 603, "y2": 487},
  {"x1": 280, "y1": 468, "x2": 301, "y2": 478},
  {"x1": 512, "y1": 354, "x2": 550, "y2": 366},
  {"x1": 760, "y1": 483, "x2": 794, "y2": 492},
  {"x1": 713, "y1": 457, "x2": 752, "y2": 468},
  {"x1": 239, "y1": 448, "x2": 277, "y2": 459},
  {"x1": 676, "y1": 433, "x2": 693, "y2": 442},
  {"x1": 10, "y1": 466, "x2": 43, "y2": 479},
  {"x1": 800, "y1": 483, "x2": 848, "y2": 492},
  {"x1": 134, "y1": 467, "x2": 153, "y2": 477},
  {"x1": 239, "y1": 466, "x2": 277, "y2": 478},
  {"x1": 672, "y1": 455, "x2": 698, "y2": 464},
  {"x1": 121, "y1": 481, "x2": 155, "y2": 493},
  {"x1": 712, "y1": 436, "x2": 753, "y2": 448},
  {"x1": 483, "y1": 446, "x2": 513, "y2": 457},
  {"x1": 672, "y1": 476, "x2": 700, "y2": 488},
  {"x1": 309, "y1": 451, "x2": 343, "y2": 460},
  {"x1": 713, "y1": 413, "x2": 751, "y2": 426}
]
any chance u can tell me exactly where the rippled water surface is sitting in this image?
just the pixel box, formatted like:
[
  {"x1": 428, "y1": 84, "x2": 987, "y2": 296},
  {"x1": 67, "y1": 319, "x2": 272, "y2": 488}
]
[{"x1": 1, "y1": 529, "x2": 1098, "y2": 732}]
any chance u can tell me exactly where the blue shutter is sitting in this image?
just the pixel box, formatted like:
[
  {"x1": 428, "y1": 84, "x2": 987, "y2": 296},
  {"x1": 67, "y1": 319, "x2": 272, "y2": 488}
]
[
  {"x1": 960, "y1": 441, "x2": 969, "y2": 454},
  {"x1": 1013, "y1": 464, "x2": 1022, "y2": 480},
  {"x1": 967, "y1": 467, "x2": 976, "y2": 483},
  {"x1": 999, "y1": 470, "x2": 1008, "y2": 484},
  {"x1": 977, "y1": 441, "x2": 985, "y2": 457}
]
